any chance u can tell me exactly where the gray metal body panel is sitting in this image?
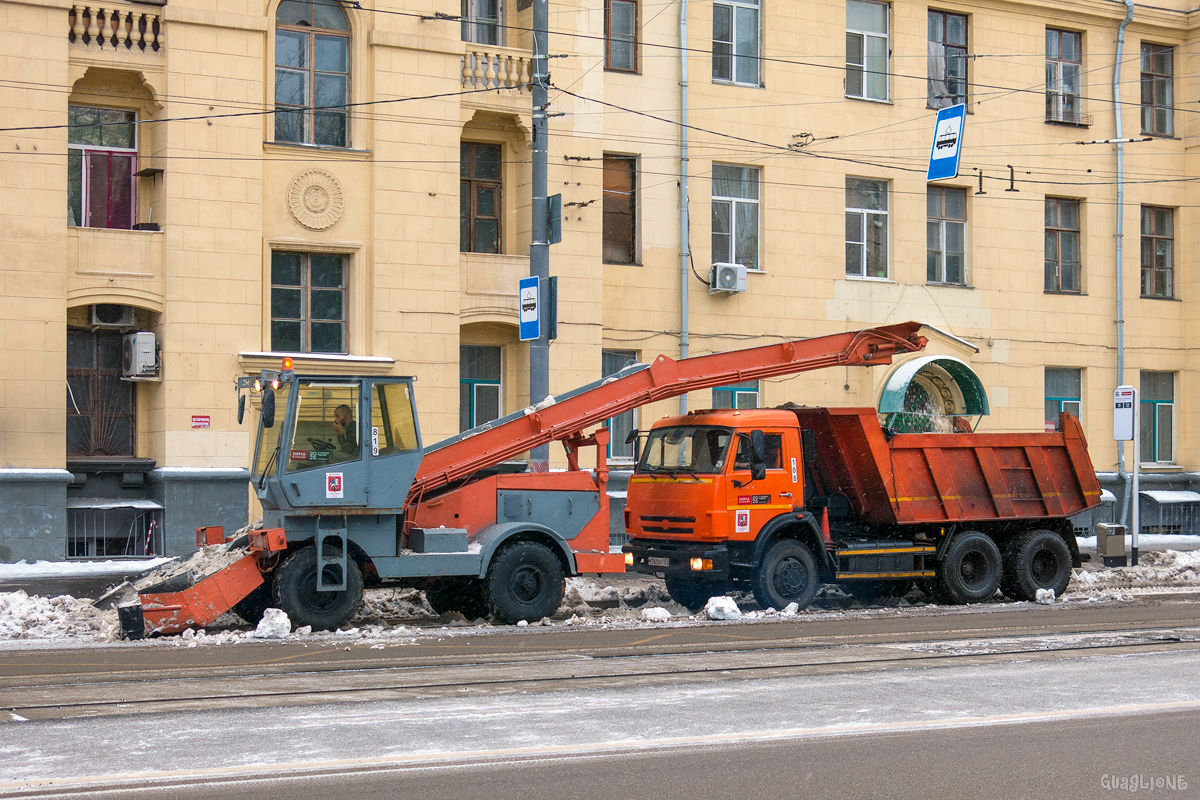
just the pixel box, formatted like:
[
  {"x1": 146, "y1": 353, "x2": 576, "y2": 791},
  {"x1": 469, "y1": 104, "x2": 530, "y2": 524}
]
[
  {"x1": 271, "y1": 512, "x2": 398, "y2": 559},
  {"x1": 372, "y1": 552, "x2": 483, "y2": 578},
  {"x1": 410, "y1": 528, "x2": 468, "y2": 553},
  {"x1": 471, "y1": 522, "x2": 578, "y2": 577},
  {"x1": 497, "y1": 490, "x2": 599, "y2": 540}
]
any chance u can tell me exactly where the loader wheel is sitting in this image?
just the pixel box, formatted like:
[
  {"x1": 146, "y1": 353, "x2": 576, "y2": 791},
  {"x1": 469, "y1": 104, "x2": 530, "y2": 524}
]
[
  {"x1": 938, "y1": 531, "x2": 1002, "y2": 604},
  {"x1": 425, "y1": 577, "x2": 489, "y2": 620},
  {"x1": 1005, "y1": 529, "x2": 1072, "y2": 601},
  {"x1": 663, "y1": 575, "x2": 723, "y2": 612},
  {"x1": 232, "y1": 580, "x2": 274, "y2": 626},
  {"x1": 272, "y1": 545, "x2": 363, "y2": 631},
  {"x1": 484, "y1": 541, "x2": 565, "y2": 623},
  {"x1": 752, "y1": 540, "x2": 819, "y2": 612}
]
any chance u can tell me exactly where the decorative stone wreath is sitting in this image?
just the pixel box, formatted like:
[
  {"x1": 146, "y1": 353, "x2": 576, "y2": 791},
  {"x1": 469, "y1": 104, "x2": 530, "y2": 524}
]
[{"x1": 288, "y1": 168, "x2": 344, "y2": 230}]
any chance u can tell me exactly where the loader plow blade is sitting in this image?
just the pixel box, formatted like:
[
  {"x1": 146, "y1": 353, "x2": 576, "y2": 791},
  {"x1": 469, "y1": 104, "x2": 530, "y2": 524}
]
[{"x1": 121, "y1": 553, "x2": 265, "y2": 638}]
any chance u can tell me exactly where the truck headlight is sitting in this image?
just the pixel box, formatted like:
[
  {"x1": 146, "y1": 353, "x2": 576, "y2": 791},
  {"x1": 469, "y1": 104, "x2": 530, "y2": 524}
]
[
  {"x1": 689, "y1": 558, "x2": 713, "y2": 571},
  {"x1": 624, "y1": 552, "x2": 634, "y2": 566}
]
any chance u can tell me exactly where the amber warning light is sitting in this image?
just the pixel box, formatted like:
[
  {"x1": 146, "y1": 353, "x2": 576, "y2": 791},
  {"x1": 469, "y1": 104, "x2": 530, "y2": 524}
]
[{"x1": 281, "y1": 357, "x2": 294, "y2": 371}]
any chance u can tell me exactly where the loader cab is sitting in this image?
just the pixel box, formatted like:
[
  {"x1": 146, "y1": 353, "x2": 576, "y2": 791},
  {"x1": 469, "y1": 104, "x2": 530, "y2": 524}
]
[{"x1": 248, "y1": 373, "x2": 423, "y2": 512}]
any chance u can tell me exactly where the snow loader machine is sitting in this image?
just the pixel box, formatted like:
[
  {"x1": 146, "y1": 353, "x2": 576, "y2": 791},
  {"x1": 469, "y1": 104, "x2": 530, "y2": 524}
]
[{"x1": 117, "y1": 323, "x2": 929, "y2": 638}]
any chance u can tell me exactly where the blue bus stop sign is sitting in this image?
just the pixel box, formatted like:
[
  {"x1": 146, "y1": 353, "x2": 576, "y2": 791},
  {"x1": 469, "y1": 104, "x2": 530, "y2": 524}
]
[
  {"x1": 927, "y1": 104, "x2": 966, "y2": 182},
  {"x1": 519, "y1": 275, "x2": 539, "y2": 341}
]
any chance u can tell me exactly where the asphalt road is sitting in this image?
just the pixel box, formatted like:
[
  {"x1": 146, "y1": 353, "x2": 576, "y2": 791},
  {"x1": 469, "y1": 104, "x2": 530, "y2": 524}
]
[{"x1": 2, "y1": 597, "x2": 1199, "y2": 798}]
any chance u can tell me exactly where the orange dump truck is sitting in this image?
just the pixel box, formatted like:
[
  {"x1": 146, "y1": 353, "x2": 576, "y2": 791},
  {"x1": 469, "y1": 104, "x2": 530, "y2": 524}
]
[{"x1": 623, "y1": 406, "x2": 1101, "y2": 611}]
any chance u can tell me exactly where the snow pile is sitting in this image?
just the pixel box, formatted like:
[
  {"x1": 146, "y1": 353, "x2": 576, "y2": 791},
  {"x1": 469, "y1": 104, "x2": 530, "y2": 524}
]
[
  {"x1": 704, "y1": 596, "x2": 742, "y2": 620},
  {"x1": 780, "y1": 602, "x2": 800, "y2": 617},
  {"x1": 0, "y1": 558, "x2": 171, "y2": 580},
  {"x1": 1066, "y1": 550, "x2": 1200, "y2": 596},
  {"x1": 353, "y1": 589, "x2": 435, "y2": 624},
  {"x1": 0, "y1": 591, "x2": 117, "y2": 641},
  {"x1": 1035, "y1": 589, "x2": 1056, "y2": 605},
  {"x1": 254, "y1": 608, "x2": 291, "y2": 639},
  {"x1": 640, "y1": 606, "x2": 671, "y2": 622}
]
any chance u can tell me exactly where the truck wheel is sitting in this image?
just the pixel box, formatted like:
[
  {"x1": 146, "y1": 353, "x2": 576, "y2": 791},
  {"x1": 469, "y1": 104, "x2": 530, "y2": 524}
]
[
  {"x1": 484, "y1": 541, "x2": 565, "y2": 623},
  {"x1": 663, "y1": 575, "x2": 723, "y2": 612},
  {"x1": 1005, "y1": 529, "x2": 1072, "y2": 601},
  {"x1": 938, "y1": 531, "x2": 1002, "y2": 604},
  {"x1": 752, "y1": 540, "x2": 819, "y2": 611},
  {"x1": 272, "y1": 545, "x2": 364, "y2": 631},
  {"x1": 425, "y1": 577, "x2": 489, "y2": 620},
  {"x1": 232, "y1": 580, "x2": 273, "y2": 626}
]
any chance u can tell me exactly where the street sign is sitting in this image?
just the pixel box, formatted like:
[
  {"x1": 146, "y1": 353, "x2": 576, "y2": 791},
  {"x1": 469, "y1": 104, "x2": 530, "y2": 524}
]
[
  {"x1": 519, "y1": 275, "x2": 540, "y2": 341},
  {"x1": 548, "y1": 193, "x2": 562, "y2": 245},
  {"x1": 927, "y1": 103, "x2": 966, "y2": 182},
  {"x1": 1114, "y1": 385, "x2": 1136, "y2": 441}
]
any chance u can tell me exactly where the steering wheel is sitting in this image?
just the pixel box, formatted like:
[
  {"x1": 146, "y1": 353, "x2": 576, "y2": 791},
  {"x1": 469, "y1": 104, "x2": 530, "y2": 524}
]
[{"x1": 308, "y1": 437, "x2": 338, "y2": 451}]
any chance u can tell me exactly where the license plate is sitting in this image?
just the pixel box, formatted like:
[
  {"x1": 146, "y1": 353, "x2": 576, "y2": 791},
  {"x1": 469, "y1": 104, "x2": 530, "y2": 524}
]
[{"x1": 647, "y1": 557, "x2": 670, "y2": 568}]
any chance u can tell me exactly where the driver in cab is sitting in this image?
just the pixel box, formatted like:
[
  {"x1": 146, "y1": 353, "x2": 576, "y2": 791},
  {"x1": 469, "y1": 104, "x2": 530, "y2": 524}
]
[{"x1": 330, "y1": 404, "x2": 358, "y2": 461}]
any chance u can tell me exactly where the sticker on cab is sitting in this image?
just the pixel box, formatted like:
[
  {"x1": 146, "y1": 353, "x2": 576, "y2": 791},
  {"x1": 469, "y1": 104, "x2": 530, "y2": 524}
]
[
  {"x1": 735, "y1": 509, "x2": 751, "y2": 533},
  {"x1": 326, "y1": 472, "x2": 344, "y2": 499}
]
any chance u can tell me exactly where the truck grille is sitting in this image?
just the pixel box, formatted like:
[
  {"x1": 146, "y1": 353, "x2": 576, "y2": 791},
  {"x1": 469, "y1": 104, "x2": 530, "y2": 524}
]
[{"x1": 640, "y1": 515, "x2": 695, "y2": 534}]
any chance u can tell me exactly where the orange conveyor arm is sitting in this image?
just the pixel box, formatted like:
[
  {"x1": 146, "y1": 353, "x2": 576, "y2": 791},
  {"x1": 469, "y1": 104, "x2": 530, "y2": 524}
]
[{"x1": 407, "y1": 321, "x2": 928, "y2": 504}]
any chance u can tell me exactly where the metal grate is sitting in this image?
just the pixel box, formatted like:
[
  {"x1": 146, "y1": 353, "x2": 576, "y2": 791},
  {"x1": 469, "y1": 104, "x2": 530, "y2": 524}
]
[{"x1": 68, "y1": 507, "x2": 163, "y2": 558}]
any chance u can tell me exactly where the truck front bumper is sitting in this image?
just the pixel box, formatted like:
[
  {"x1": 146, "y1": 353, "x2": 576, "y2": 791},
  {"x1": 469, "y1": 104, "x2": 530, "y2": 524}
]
[{"x1": 623, "y1": 539, "x2": 730, "y2": 578}]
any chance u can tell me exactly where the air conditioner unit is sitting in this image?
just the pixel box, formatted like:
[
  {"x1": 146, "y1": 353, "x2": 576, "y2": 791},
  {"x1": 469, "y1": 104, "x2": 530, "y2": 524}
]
[
  {"x1": 122, "y1": 332, "x2": 159, "y2": 379},
  {"x1": 91, "y1": 304, "x2": 136, "y2": 329},
  {"x1": 709, "y1": 263, "x2": 747, "y2": 294}
]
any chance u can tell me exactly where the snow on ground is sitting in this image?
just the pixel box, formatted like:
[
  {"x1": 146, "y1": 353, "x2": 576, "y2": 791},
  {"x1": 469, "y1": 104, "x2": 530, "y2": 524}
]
[
  {"x1": 0, "y1": 558, "x2": 171, "y2": 580},
  {"x1": 1, "y1": 545, "x2": 1200, "y2": 649}
]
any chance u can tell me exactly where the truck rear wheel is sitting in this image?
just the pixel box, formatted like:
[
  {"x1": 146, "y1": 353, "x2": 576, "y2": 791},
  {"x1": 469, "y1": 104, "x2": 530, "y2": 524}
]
[
  {"x1": 938, "y1": 531, "x2": 1001, "y2": 604},
  {"x1": 272, "y1": 545, "x2": 364, "y2": 631},
  {"x1": 752, "y1": 540, "x2": 819, "y2": 611},
  {"x1": 1005, "y1": 529, "x2": 1072, "y2": 601},
  {"x1": 484, "y1": 541, "x2": 565, "y2": 623},
  {"x1": 663, "y1": 575, "x2": 723, "y2": 612},
  {"x1": 425, "y1": 577, "x2": 489, "y2": 620}
]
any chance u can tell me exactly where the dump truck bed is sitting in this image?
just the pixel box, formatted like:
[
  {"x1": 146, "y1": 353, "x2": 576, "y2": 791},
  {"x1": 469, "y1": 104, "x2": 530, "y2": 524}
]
[{"x1": 791, "y1": 407, "x2": 1102, "y2": 526}]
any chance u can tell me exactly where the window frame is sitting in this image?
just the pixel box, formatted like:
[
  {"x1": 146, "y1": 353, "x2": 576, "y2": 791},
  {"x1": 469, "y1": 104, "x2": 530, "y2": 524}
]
[
  {"x1": 1044, "y1": 367, "x2": 1082, "y2": 432},
  {"x1": 846, "y1": 0, "x2": 889, "y2": 102},
  {"x1": 1140, "y1": 42, "x2": 1173, "y2": 138},
  {"x1": 1045, "y1": 28, "x2": 1083, "y2": 125},
  {"x1": 602, "y1": 349, "x2": 639, "y2": 460},
  {"x1": 605, "y1": 0, "x2": 638, "y2": 72},
  {"x1": 270, "y1": 251, "x2": 349, "y2": 354},
  {"x1": 1139, "y1": 371, "x2": 1174, "y2": 465},
  {"x1": 460, "y1": 344, "x2": 503, "y2": 431},
  {"x1": 711, "y1": 164, "x2": 761, "y2": 271},
  {"x1": 712, "y1": 0, "x2": 761, "y2": 87},
  {"x1": 274, "y1": 1, "x2": 352, "y2": 148},
  {"x1": 926, "y1": 185, "x2": 967, "y2": 286},
  {"x1": 66, "y1": 327, "x2": 136, "y2": 458},
  {"x1": 461, "y1": 141, "x2": 504, "y2": 254},
  {"x1": 927, "y1": 9, "x2": 968, "y2": 109},
  {"x1": 1140, "y1": 205, "x2": 1174, "y2": 299},
  {"x1": 713, "y1": 381, "x2": 760, "y2": 409},
  {"x1": 1045, "y1": 196, "x2": 1082, "y2": 294},
  {"x1": 603, "y1": 154, "x2": 638, "y2": 264},
  {"x1": 845, "y1": 177, "x2": 889, "y2": 279},
  {"x1": 462, "y1": 0, "x2": 503, "y2": 45},
  {"x1": 67, "y1": 105, "x2": 137, "y2": 230}
]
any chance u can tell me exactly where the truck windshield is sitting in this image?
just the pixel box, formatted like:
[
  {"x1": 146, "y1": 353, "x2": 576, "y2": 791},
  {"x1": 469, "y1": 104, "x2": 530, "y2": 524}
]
[
  {"x1": 637, "y1": 426, "x2": 732, "y2": 475},
  {"x1": 251, "y1": 387, "x2": 292, "y2": 482}
]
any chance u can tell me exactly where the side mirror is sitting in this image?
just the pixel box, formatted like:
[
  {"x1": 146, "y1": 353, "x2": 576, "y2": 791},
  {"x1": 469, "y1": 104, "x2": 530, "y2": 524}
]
[
  {"x1": 624, "y1": 428, "x2": 639, "y2": 445},
  {"x1": 625, "y1": 428, "x2": 641, "y2": 463},
  {"x1": 750, "y1": 430, "x2": 766, "y2": 482},
  {"x1": 262, "y1": 386, "x2": 276, "y2": 429},
  {"x1": 237, "y1": 393, "x2": 246, "y2": 425}
]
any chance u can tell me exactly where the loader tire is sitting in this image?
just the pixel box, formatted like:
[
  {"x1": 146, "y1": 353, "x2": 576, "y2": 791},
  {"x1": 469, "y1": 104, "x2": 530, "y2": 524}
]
[
  {"x1": 232, "y1": 580, "x2": 273, "y2": 626},
  {"x1": 1005, "y1": 529, "x2": 1072, "y2": 601},
  {"x1": 938, "y1": 531, "x2": 1002, "y2": 604},
  {"x1": 272, "y1": 545, "x2": 363, "y2": 631},
  {"x1": 752, "y1": 540, "x2": 819, "y2": 612},
  {"x1": 484, "y1": 541, "x2": 565, "y2": 624},
  {"x1": 663, "y1": 575, "x2": 723, "y2": 612},
  {"x1": 425, "y1": 577, "x2": 489, "y2": 620}
]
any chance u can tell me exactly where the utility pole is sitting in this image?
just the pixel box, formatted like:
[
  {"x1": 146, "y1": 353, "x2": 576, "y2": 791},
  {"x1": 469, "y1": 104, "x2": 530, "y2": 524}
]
[{"x1": 528, "y1": 0, "x2": 551, "y2": 473}]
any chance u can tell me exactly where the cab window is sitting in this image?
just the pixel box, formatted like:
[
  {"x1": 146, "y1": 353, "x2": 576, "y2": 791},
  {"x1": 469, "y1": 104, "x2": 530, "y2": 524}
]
[
  {"x1": 370, "y1": 382, "x2": 419, "y2": 456},
  {"x1": 286, "y1": 381, "x2": 360, "y2": 472},
  {"x1": 732, "y1": 433, "x2": 783, "y2": 471}
]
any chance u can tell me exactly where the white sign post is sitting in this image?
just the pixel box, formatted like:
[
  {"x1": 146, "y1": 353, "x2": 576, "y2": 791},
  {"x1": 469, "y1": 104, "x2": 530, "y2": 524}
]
[{"x1": 1114, "y1": 385, "x2": 1139, "y2": 566}]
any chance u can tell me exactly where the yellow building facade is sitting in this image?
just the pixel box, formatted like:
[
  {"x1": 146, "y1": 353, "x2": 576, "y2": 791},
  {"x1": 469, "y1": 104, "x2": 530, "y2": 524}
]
[{"x1": 0, "y1": 0, "x2": 1195, "y2": 560}]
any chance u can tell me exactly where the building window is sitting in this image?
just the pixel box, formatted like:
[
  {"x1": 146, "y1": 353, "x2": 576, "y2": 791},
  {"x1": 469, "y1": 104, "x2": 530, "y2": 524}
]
[
  {"x1": 1140, "y1": 371, "x2": 1174, "y2": 464},
  {"x1": 603, "y1": 349, "x2": 638, "y2": 459},
  {"x1": 460, "y1": 345, "x2": 502, "y2": 431},
  {"x1": 1045, "y1": 197, "x2": 1081, "y2": 293},
  {"x1": 713, "y1": 381, "x2": 759, "y2": 409},
  {"x1": 462, "y1": 0, "x2": 501, "y2": 44},
  {"x1": 927, "y1": 186, "x2": 966, "y2": 285},
  {"x1": 1044, "y1": 367, "x2": 1081, "y2": 431},
  {"x1": 461, "y1": 142, "x2": 502, "y2": 254},
  {"x1": 711, "y1": 165, "x2": 760, "y2": 270},
  {"x1": 275, "y1": 0, "x2": 350, "y2": 147},
  {"x1": 1140, "y1": 206, "x2": 1173, "y2": 299},
  {"x1": 846, "y1": 177, "x2": 888, "y2": 278},
  {"x1": 1141, "y1": 43, "x2": 1173, "y2": 137},
  {"x1": 67, "y1": 106, "x2": 136, "y2": 229},
  {"x1": 928, "y1": 10, "x2": 967, "y2": 108},
  {"x1": 713, "y1": 0, "x2": 760, "y2": 86},
  {"x1": 846, "y1": 0, "x2": 888, "y2": 101},
  {"x1": 1046, "y1": 29, "x2": 1082, "y2": 124},
  {"x1": 67, "y1": 328, "x2": 135, "y2": 457},
  {"x1": 603, "y1": 155, "x2": 637, "y2": 264},
  {"x1": 271, "y1": 252, "x2": 347, "y2": 353},
  {"x1": 605, "y1": 0, "x2": 637, "y2": 71}
]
